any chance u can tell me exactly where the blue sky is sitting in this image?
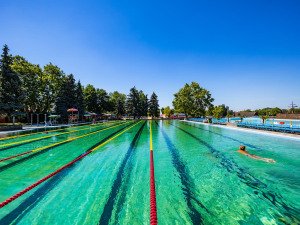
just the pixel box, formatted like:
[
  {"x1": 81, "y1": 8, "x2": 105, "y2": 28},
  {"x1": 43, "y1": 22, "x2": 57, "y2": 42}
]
[{"x1": 0, "y1": 0, "x2": 299, "y2": 110}]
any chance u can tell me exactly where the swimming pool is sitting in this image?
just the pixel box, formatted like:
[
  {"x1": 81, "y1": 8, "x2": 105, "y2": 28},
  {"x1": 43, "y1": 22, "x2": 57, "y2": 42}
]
[{"x1": 0, "y1": 120, "x2": 299, "y2": 224}]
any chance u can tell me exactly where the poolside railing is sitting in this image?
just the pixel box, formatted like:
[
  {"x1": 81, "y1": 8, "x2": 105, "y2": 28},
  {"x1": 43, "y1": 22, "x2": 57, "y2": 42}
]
[{"x1": 237, "y1": 122, "x2": 300, "y2": 134}]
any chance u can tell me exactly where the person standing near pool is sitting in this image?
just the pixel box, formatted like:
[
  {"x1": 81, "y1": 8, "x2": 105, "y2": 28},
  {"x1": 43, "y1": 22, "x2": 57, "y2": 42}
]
[{"x1": 238, "y1": 145, "x2": 276, "y2": 163}]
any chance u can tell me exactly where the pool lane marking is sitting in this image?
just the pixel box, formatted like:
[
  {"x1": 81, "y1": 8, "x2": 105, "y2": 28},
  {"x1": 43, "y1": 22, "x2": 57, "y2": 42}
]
[
  {"x1": 170, "y1": 122, "x2": 300, "y2": 219},
  {"x1": 91, "y1": 120, "x2": 143, "y2": 152},
  {"x1": 0, "y1": 122, "x2": 107, "y2": 141},
  {"x1": 149, "y1": 120, "x2": 158, "y2": 225},
  {"x1": 155, "y1": 121, "x2": 208, "y2": 223},
  {"x1": 0, "y1": 121, "x2": 130, "y2": 163},
  {"x1": 0, "y1": 121, "x2": 141, "y2": 208},
  {"x1": 0, "y1": 121, "x2": 122, "y2": 148},
  {"x1": 0, "y1": 122, "x2": 134, "y2": 173},
  {"x1": 98, "y1": 121, "x2": 146, "y2": 224},
  {"x1": 0, "y1": 121, "x2": 123, "y2": 149},
  {"x1": 180, "y1": 120, "x2": 262, "y2": 150}
]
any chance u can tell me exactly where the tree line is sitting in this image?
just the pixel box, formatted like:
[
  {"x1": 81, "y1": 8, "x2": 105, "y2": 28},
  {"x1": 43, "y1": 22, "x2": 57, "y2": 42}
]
[
  {"x1": 164, "y1": 81, "x2": 295, "y2": 119},
  {"x1": 0, "y1": 45, "x2": 159, "y2": 123}
]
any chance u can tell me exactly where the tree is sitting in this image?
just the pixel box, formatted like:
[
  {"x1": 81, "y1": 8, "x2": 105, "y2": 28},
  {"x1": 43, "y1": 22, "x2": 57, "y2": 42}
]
[
  {"x1": 126, "y1": 86, "x2": 140, "y2": 119},
  {"x1": 139, "y1": 91, "x2": 148, "y2": 117},
  {"x1": 96, "y1": 88, "x2": 110, "y2": 114},
  {"x1": 109, "y1": 91, "x2": 126, "y2": 117},
  {"x1": 212, "y1": 105, "x2": 226, "y2": 119},
  {"x1": 149, "y1": 92, "x2": 159, "y2": 118},
  {"x1": 212, "y1": 104, "x2": 232, "y2": 119},
  {"x1": 11, "y1": 56, "x2": 42, "y2": 114},
  {"x1": 205, "y1": 105, "x2": 214, "y2": 117},
  {"x1": 75, "y1": 81, "x2": 85, "y2": 120},
  {"x1": 84, "y1": 84, "x2": 98, "y2": 113},
  {"x1": 55, "y1": 74, "x2": 77, "y2": 121},
  {"x1": 0, "y1": 45, "x2": 23, "y2": 120},
  {"x1": 173, "y1": 82, "x2": 214, "y2": 117},
  {"x1": 39, "y1": 63, "x2": 65, "y2": 113},
  {"x1": 256, "y1": 107, "x2": 282, "y2": 116},
  {"x1": 260, "y1": 115, "x2": 269, "y2": 124},
  {"x1": 163, "y1": 106, "x2": 173, "y2": 118}
]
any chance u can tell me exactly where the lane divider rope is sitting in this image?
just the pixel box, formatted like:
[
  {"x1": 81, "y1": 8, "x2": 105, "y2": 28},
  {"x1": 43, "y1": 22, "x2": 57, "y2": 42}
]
[
  {"x1": 0, "y1": 121, "x2": 123, "y2": 149},
  {"x1": 0, "y1": 122, "x2": 105, "y2": 141},
  {"x1": 0, "y1": 121, "x2": 129, "y2": 163},
  {"x1": 150, "y1": 120, "x2": 158, "y2": 225},
  {"x1": 0, "y1": 120, "x2": 142, "y2": 208},
  {"x1": 0, "y1": 120, "x2": 119, "y2": 141}
]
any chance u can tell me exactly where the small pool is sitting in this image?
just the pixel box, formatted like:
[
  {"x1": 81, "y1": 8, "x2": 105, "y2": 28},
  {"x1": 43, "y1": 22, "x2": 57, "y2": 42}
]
[{"x1": 0, "y1": 120, "x2": 299, "y2": 224}]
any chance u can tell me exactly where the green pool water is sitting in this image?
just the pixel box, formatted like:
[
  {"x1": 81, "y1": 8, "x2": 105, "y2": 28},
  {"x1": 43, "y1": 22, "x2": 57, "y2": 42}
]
[{"x1": 0, "y1": 120, "x2": 299, "y2": 225}]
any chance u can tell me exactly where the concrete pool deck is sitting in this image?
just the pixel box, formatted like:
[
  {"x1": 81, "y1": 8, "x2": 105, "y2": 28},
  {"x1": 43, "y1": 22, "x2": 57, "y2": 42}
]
[{"x1": 182, "y1": 120, "x2": 300, "y2": 141}]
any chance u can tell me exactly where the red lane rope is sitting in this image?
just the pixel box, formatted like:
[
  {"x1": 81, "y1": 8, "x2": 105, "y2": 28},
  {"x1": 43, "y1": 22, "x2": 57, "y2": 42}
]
[
  {"x1": 0, "y1": 151, "x2": 31, "y2": 162},
  {"x1": 150, "y1": 150, "x2": 158, "y2": 225},
  {"x1": 0, "y1": 121, "x2": 138, "y2": 208},
  {"x1": 0, "y1": 151, "x2": 92, "y2": 208}
]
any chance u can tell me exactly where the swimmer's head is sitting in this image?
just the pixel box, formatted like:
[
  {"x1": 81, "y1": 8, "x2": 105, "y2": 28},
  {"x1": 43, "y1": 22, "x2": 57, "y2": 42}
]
[{"x1": 239, "y1": 145, "x2": 246, "y2": 151}]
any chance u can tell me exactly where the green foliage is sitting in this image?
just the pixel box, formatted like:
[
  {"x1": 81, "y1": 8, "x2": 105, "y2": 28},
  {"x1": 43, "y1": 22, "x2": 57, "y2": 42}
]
[
  {"x1": 212, "y1": 104, "x2": 232, "y2": 119},
  {"x1": 260, "y1": 115, "x2": 269, "y2": 124},
  {"x1": 126, "y1": 87, "x2": 140, "y2": 119},
  {"x1": 75, "y1": 81, "x2": 85, "y2": 119},
  {"x1": 149, "y1": 92, "x2": 159, "y2": 117},
  {"x1": 173, "y1": 82, "x2": 214, "y2": 117},
  {"x1": 84, "y1": 84, "x2": 98, "y2": 113},
  {"x1": 11, "y1": 55, "x2": 42, "y2": 113},
  {"x1": 96, "y1": 88, "x2": 110, "y2": 114},
  {"x1": 163, "y1": 106, "x2": 173, "y2": 118},
  {"x1": 212, "y1": 105, "x2": 226, "y2": 119},
  {"x1": 125, "y1": 87, "x2": 152, "y2": 119},
  {"x1": 0, "y1": 45, "x2": 23, "y2": 119},
  {"x1": 139, "y1": 91, "x2": 148, "y2": 117},
  {"x1": 255, "y1": 107, "x2": 282, "y2": 116},
  {"x1": 291, "y1": 108, "x2": 300, "y2": 114},
  {"x1": 55, "y1": 74, "x2": 77, "y2": 121},
  {"x1": 39, "y1": 63, "x2": 65, "y2": 113},
  {"x1": 1, "y1": 45, "x2": 163, "y2": 123},
  {"x1": 109, "y1": 91, "x2": 126, "y2": 117}
]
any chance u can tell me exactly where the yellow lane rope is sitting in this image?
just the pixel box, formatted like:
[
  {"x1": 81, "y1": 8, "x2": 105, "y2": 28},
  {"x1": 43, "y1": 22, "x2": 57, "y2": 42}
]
[
  {"x1": 91, "y1": 120, "x2": 143, "y2": 152},
  {"x1": 0, "y1": 120, "x2": 119, "y2": 141},
  {"x1": 30, "y1": 121, "x2": 132, "y2": 153},
  {"x1": 0, "y1": 121, "x2": 125, "y2": 149}
]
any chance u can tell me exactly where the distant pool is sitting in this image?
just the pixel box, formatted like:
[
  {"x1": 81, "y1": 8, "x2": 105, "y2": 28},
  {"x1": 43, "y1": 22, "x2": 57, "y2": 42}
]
[{"x1": 0, "y1": 120, "x2": 299, "y2": 224}]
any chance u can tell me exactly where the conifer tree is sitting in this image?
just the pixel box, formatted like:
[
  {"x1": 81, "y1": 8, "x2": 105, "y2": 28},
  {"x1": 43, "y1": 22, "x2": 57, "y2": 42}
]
[
  {"x1": 126, "y1": 86, "x2": 140, "y2": 119},
  {"x1": 138, "y1": 91, "x2": 148, "y2": 117},
  {"x1": 149, "y1": 92, "x2": 160, "y2": 118},
  {"x1": 75, "y1": 81, "x2": 85, "y2": 120},
  {"x1": 55, "y1": 74, "x2": 76, "y2": 121},
  {"x1": 0, "y1": 45, "x2": 23, "y2": 119}
]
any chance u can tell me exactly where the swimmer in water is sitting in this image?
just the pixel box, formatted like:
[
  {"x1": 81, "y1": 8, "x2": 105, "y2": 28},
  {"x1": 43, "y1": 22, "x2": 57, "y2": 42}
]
[{"x1": 238, "y1": 145, "x2": 275, "y2": 163}]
